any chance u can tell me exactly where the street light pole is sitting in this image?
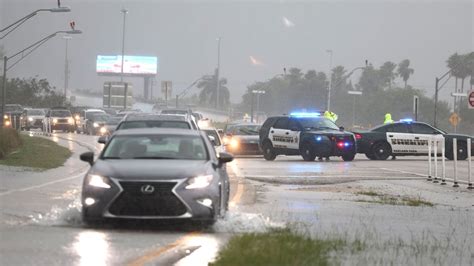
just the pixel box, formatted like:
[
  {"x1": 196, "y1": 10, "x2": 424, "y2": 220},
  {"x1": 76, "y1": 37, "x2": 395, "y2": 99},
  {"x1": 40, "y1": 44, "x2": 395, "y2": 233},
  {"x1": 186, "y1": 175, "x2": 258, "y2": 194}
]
[
  {"x1": 63, "y1": 36, "x2": 72, "y2": 96},
  {"x1": 326, "y1": 49, "x2": 333, "y2": 111},
  {"x1": 0, "y1": 30, "x2": 82, "y2": 127},
  {"x1": 348, "y1": 90, "x2": 362, "y2": 128},
  {"x1": 433, "y1": 69, "x2": 452, "y2": 127},
  {"x1": 120, "y1": 9, "x2": 128, "y2": 83},
  {"x1": 1, "y1": 7, "x2": 71, "y2": 40},
  {"x1": 216, "y1": 37, "x2": 221, "y2": 110}
]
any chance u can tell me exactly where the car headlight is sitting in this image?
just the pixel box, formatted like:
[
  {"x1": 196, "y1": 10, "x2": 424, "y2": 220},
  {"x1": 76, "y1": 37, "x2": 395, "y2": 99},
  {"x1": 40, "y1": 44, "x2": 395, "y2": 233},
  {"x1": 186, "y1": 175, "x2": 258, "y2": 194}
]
[
  {"x1": 99, "y1": 127, "x2": 107, "y2": 134},
  {"x1": 68, "y1": 118, "x2": 74, "y2": 124},
  {"x1": 87, "y1": 174, "x2": 111, "y2": 189},
  {"x1": 4, "y1": 120, "x2": 11, "y2": 127},
  {"x1": 93, "y1": 122, "x2": 99, "y2": 128},
  {"x1": 28, "y1": 117, "x2": 33, "y2": 122},
  {"x1": 185, "y1": 174, "x2": 214, "y2": 189},
  {"x1": 53, "y1": 118, "x2": 58, "y2": 124},
  {"x1": 229, "y1": 138, "x2": 239, "y2": 149},
  {"x1": 74, "y1": 115, "x2": 80, "y2": 120},
  {"x1": 3, "y1": 115, "x2": 7, "y2": 119}
]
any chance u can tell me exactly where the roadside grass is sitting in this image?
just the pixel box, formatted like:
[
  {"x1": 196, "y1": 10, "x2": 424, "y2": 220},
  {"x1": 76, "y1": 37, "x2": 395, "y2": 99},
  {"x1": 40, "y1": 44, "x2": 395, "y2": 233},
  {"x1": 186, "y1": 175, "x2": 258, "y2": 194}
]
[
  {"x1": 210, "y1": 228, "x2": 365, "y2": 266},
  {"x1": 355, "y1": 190, "x2": 434, "y2": 207},
  {"x1": 0, "y1": 135, "x2": 71, "y2": 169}
]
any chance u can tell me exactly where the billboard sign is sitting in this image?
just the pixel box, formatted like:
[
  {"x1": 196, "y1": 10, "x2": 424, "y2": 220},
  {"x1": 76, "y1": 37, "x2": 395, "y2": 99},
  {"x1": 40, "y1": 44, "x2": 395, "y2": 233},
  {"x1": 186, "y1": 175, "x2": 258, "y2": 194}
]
[{"x1": 96, "y1": 55, "x2": 158, "y2": 76}]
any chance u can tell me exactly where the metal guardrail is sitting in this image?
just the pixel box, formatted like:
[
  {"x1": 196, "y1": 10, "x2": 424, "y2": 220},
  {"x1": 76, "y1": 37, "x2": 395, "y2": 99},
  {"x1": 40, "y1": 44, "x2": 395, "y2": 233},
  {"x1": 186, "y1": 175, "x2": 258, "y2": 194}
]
[{"x1": 428, "y1": 137, "x2": 472, "y2": 189}]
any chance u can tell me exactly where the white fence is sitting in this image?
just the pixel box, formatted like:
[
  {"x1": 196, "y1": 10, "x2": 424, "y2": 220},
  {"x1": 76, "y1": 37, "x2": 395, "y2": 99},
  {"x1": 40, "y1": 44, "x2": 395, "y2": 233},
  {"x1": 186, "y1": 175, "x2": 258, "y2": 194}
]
[{"x1": 427, "y1": 137, "x2": 472, "y2": 189}]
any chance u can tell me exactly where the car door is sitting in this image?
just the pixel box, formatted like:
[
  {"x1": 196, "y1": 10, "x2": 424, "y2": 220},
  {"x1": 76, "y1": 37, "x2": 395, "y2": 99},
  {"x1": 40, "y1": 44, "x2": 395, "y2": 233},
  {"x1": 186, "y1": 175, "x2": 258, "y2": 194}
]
[
  {"x1": 286, "y1": 118, "x2": 302, "y2": 150},
  {"x1": 385, "y1": 123, "x2": 414, "y2": 154},
  {"x1": 409, "y1": 123, "x2": 444, "y2": 154},
  {"x1": 269, "y1": 117, "x2": 289, "y2": 148}
]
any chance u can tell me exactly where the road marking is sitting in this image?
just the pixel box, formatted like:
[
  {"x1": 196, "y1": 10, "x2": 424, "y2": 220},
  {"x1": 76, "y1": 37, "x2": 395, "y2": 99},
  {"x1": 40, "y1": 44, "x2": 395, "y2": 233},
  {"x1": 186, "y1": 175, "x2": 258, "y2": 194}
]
[
  {"x1": 0, "y1": 170, "x2": 87, "y2": 197},
  {"x1": 127, "y1": 162, "x2": 246, "y2": 266},
  {"x1": 127, "y1": 232, "x2": 200, "y2": 266},
  {"x1": 379, "y1": 167, "x2": 427, "y2": 177}
]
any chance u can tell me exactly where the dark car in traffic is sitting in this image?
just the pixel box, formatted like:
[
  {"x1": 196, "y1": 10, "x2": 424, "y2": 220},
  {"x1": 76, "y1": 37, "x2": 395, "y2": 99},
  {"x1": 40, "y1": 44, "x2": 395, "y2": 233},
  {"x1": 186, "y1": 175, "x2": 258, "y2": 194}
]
[
  {"x1": 259, "y1": 113, "x2": 357, "y2": 161},
  {"x1": 223, "y1": 123, "x2": 262, "y2": 155},
  {"x1": 353, "y1": 120, "x2": 474, "y2": 160},
  {"x1": 85, "y1": 113, "x2": 110, "y2": 135},
  {"x1": 80, "y1": 128, "x2": 233, "y2": 225},
  {"x1": 4, "y1": 104, "x2": 24, "y2": 129}
]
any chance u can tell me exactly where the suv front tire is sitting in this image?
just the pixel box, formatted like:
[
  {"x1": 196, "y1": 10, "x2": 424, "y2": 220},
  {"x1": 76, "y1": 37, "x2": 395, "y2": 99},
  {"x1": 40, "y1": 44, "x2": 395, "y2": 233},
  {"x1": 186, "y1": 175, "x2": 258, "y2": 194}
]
[{"x1": 262, "y1": 140, "x2": 277, "y2": 161}]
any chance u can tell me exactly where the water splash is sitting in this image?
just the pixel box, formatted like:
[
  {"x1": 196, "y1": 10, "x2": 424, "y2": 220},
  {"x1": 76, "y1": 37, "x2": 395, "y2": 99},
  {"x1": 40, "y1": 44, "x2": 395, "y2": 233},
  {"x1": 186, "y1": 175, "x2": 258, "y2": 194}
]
[
  {"x1": 213, "y1": 210, "x2": 285, "y2": 233},
  {"x1": 29, "y1": 198, "x2": 83, "y2": 227}
]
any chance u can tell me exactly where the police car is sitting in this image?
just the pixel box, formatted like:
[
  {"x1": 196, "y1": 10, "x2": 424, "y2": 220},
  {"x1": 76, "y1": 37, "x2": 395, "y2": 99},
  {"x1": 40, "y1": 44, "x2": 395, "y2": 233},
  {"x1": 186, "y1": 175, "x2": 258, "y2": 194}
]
[
  {"x1": 259, "y1": 113, "x2": 357, "y2": 161},
  {"x1": 353, "y1": 119, "x2": 473, "y2": 160}
]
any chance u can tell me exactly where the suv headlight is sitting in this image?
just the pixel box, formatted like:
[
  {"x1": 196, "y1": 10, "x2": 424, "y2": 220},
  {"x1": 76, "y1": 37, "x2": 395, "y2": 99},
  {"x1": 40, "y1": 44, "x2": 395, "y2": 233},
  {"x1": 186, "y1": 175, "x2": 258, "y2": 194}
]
[
  {"x1": 185, "y1": 174, "x2": 214, "y2": 189},
  {"x1": 93, "y1": 122, "x2": 99, "y2": 128},
  {"x1": 87, "y1": 174, "x2": 111, "y2": 189},
  {"x1": 53, "y1": 118, "x2": 58, "y2": 124},
  {"x1": 68, "y1": 118, "x2": 74, "y2": 124},
  {"x1": 28, "y1": 117, "x2": 33, "y2": 122}
]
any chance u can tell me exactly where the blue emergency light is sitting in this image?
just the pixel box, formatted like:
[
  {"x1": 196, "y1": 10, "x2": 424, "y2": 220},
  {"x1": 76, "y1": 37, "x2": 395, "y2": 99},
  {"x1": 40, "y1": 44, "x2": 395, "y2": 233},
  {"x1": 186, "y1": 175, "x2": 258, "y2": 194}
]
[
  {"x1": 315, "y1": 135, "x2": 323, "y2": 142},
  {"x1": 399, "y1": 118, "x2": 414, "y2": 123},
  {"x1": 290, "y1": 112, "x2": 321, "y2": 118}
]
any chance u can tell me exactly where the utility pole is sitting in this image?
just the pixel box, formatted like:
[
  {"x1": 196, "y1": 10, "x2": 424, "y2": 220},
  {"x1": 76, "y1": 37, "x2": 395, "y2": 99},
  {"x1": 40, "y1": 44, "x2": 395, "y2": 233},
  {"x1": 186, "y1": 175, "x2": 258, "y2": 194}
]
[
  {"x1": 326, "y1": 49, "x2": 333, "y2": 111},
  {"x1": 63, "y1": 36, "x2": 71, "y2": 96},
  {"x1": 216, "y1": 37, "x2": 221, "y2": 110},
  {"x1": 120, "y1": 8, "x2": 128, "y2": 83}
]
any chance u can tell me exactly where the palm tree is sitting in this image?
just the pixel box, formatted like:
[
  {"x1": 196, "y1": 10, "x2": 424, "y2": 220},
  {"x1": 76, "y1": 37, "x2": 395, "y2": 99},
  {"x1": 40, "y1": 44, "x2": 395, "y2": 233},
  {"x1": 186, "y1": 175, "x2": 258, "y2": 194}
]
[
  {"x1": 397, "y1": 59, "x2": 414, "y2": 89},
  {"x1": 197, "y1": 69, "x2": 230, "y2": 109},
  {"x1": 447, "y1": 53, "x2": 462, "y2": 94},
  {"x1": 379, "y1": 61, "x2": 397, "y2": 89}
]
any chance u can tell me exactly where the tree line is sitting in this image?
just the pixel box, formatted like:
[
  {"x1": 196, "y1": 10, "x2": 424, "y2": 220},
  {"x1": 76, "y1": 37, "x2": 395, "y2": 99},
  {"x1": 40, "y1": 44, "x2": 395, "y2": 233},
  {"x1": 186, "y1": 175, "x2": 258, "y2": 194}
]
[{"x1": 237, "y1": 55, "x2": 473, "y2": 134}]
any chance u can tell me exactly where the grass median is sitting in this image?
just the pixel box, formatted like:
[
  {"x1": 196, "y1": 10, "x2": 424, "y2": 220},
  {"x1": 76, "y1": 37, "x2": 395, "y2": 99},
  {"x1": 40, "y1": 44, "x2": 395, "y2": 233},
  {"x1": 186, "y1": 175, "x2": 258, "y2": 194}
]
[
  {"x1": 211, "y1": 229, "x2": 364, "y2": 266},
  {"x1": 0, "y1": 134, "x2": 72, "y2": 170}
]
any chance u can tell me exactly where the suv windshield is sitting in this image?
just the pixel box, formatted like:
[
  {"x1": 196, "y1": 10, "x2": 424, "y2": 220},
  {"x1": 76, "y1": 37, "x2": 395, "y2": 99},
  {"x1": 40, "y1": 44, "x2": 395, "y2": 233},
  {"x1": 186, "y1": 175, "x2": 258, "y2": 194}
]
[
  {"x1": 91, "y1": 114, "x2": 110, "y2": 121},
  {"x1": 27, "y1": 109, "x2": 45, "y2": 116},
  {"x1": 103, "y1": 134, "x2": 208, "y2": 160},
  {"x1": 296, "y1": 118, "x2": 339, "y2": 131},
  {"x1": 161, "y1": 110, "x2": 188, "y2": 115},
  {"x1": 50, "y1": 110, "x2": 71, "y2": 117},
  {"x1": 118, "y1": 120, "x2": 191, "y2": 130},
  {"x1": 230, "y1": 125, "x2": 261, "y2": 135},
  {"x1": 5, "y1": 105, "x2": 23, "y2": 112}
]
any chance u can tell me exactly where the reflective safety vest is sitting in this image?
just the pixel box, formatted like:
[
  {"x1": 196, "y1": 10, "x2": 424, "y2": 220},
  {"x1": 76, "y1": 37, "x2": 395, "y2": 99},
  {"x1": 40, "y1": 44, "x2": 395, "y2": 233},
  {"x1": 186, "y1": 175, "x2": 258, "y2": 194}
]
[
  {"x1": 324, "y1": 111, "x2": 338, "y2": 122},
  {"x1": 384, "y1": 113, "x2": 394, "y2": 124}
]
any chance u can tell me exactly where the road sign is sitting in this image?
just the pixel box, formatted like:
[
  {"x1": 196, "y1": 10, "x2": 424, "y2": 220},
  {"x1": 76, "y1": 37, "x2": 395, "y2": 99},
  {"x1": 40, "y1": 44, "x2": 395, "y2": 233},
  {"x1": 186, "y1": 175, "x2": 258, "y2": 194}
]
[
  {"x1": 469, "y1": 90, "x2": 474, "y2": 109},
  {"x1": 449, "y1": 112, "x2": 460, "y2": 127}
]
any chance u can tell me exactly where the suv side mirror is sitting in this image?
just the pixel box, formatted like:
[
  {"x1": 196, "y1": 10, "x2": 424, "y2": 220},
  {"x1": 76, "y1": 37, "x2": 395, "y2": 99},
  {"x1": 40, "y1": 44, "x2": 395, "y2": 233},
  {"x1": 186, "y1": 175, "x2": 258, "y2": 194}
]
[
  {"x1": 218, "y1": 152, "x2": 234, "y2": 166},
  {"x1": 208, "y1": 135, "x2": 217, "y2": 146},
  {"x1": 339, "y1": 126, "x2": 345, "y2": 131},
  {"x1": 98, "y1": 136, "x2": 108, "y2": 144},
  {"x1": 80, "y1": 152, "x2": 94, "y2": 166}
]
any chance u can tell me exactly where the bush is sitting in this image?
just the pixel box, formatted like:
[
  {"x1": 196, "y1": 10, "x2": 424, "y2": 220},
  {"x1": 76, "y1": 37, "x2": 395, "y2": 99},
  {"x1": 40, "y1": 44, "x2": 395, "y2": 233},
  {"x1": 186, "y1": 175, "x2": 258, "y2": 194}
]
[{"x1": 0, "y1": 128, "x2": 22, "y2": 159}]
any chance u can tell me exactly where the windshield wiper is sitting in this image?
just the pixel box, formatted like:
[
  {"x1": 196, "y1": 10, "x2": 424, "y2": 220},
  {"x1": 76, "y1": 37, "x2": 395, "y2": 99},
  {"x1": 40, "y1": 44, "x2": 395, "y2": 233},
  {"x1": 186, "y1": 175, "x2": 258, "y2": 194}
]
[{"x1": 132, "y1": 156, "x2": 176, "y2": 159}]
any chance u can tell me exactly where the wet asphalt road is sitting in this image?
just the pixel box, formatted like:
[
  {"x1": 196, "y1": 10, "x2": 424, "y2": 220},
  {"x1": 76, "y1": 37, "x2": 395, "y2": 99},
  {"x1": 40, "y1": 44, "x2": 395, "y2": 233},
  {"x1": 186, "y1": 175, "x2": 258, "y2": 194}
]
[{"x1": 1, "y1": 132, "x2": 472, "y2": 265}]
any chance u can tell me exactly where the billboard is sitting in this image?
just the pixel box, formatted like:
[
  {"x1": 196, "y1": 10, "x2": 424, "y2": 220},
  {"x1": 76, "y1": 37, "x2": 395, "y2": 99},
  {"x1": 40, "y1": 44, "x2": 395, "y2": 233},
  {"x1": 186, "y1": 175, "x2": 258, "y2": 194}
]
[{"x1": 96, "y1": 55, "x2": 158, "y2": 76}]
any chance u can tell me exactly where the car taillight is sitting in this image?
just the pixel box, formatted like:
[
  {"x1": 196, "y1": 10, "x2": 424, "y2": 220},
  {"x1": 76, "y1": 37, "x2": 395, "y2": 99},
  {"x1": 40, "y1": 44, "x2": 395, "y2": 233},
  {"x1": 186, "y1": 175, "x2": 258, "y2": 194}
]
[{"x1": 355, "y1": 133, "x2": 362, "y2": 140}]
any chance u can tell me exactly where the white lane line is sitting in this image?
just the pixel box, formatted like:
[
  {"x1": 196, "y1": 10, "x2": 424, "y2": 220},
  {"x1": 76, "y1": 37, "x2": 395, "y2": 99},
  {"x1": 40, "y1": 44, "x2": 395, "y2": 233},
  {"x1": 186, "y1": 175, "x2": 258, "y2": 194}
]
[
  {"x1": 379, "y1": 167, "x2": 427, "y2": 177},
  {"x1": 0, "y1": 170, "x2": 87, "y2": 197}
]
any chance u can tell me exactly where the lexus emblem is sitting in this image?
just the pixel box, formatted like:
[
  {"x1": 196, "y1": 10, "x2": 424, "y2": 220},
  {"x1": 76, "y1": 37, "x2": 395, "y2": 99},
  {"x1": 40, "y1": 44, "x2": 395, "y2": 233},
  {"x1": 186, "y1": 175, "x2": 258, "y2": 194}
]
[{"x1": 140, "y1": 185, "x2": 155, "y2": 194}]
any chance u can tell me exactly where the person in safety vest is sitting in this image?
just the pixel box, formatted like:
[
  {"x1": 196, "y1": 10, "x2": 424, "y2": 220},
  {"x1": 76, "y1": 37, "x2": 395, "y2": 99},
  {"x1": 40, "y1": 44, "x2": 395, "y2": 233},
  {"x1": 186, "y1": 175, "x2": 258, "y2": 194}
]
[
  {"x1": 384, "y1": 113, "x2": 394, "y2": 124},
  {"x1": 324, "y1": 110, "x2": 338, "y2": 123},
  {"x1": 319, "y1": 110, "x2": 339, "y2": 161},
  {"x1": 383, "y1": 113, "x2": 396, "y2": 160}
]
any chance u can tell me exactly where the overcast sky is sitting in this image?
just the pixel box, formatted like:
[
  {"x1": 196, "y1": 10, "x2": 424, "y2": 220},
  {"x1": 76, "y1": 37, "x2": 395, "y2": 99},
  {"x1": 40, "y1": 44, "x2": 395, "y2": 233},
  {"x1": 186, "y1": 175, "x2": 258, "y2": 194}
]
[{"x1": 1, "y1": 0, "x2": 472, "y2": 104}]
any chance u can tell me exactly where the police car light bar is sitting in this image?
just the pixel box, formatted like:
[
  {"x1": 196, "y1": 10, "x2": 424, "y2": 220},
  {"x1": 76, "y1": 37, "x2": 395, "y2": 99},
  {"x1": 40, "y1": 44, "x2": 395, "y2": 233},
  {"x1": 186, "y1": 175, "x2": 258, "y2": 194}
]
[
  {"x1": 399, "y1": 118, "x2": 414, "y2": 123},
  {"x1": 289, "y1": 112, "x2": 321, "y2": 118}
]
